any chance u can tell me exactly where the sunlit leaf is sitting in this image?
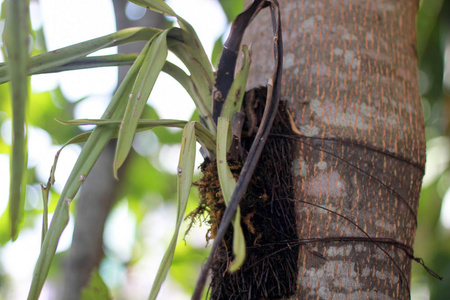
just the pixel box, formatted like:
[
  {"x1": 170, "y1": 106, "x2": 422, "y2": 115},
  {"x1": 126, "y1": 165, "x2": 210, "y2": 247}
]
[{"x1": 148, "y1": 121, "x2": 196, "y2": 300}]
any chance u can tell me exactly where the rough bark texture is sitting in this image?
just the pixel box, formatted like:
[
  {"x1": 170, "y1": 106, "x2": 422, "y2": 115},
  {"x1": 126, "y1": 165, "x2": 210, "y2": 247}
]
[
  {"x1": 59, "y1": 1, "x2": 165, "y2": 299},
  {"x1": 243, "y1": 0, "x2": 425, "y2": 299}
]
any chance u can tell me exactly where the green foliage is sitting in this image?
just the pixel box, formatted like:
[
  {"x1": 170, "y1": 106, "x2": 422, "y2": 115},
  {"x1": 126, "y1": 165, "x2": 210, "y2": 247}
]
[
  {"x1": 114, "y1": 31, "x2": 169, "y2": 177},
  {"x1": 216, "y1": 118, "x2": 245, "y2": 272},
  {"x1": 3, "y1": 0, "x2": 30, "y2": 241},
  {"x1": 218, "y1": 0, "x2": 245, "y2": 23},
  {"x1": 415, "y1": 1, "x2": 450, "y2": 299},
  {"x1": 2, "y1": 0, "x2": 446, "y2": 298},
  {"x1": 81, "y1": 269, "x2": 112, "y2": 300},
  {"x1": 1, "y1": 0, "x2": 252, "y2": 298},
  {"x1": 148, "y1": 121, "x2": 196, "y2": 300}
]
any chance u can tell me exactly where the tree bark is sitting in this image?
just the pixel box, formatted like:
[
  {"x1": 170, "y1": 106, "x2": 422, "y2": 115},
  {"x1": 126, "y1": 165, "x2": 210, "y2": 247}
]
[{"x1": 243, "y1": 0, "x2": 424, "y2": 299}]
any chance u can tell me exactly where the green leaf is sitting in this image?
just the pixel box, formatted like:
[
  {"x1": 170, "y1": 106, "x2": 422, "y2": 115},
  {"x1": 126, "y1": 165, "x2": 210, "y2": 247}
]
[
  {"x1": 130, "y1": 0, "x2": 176, "y2": 16},
  {"x1": 3, "y1": 0, "x2": 30, "y2": 240},
  {"x1": 128, "y1": 3, "x2": 215, "y2": 131},
  {"x1": 56, "y1": 118, "x2": 216, "y2": 156},
  {"x1": 220, "y1": 45, "x2": 251, "y2": 120},
  {"x1": 27, "y1": 37, "x2": 153, "y2": 300},
  {"x1": 167, "y1": 36, "x2": 214, "y2": 131},
  {"x1": 218, "y1": 0, "x2": 245, "y2": 23},
  {"x1": 0, "y1": 28, "x2": 161, "y2": 84},
  {"x1": 114, "y1": 30, "x2": 169, "y2": 177},
  {"x1": 176, "y1": 20, "x2": 214, "y2": 87},
  {"x1": 131, "y1": 0, "x2": 214, "y2": 85},
  {"x1": 29, "y1": 198, "x2": 70, "y2": 300},
  {"x1": 38, "y1": 54, "x2": 140, "y2": 74},
  {"x1": 162, "y1": 60, "x2": 212, "y2": 129},
  {"x1": 148, "y1": 122, "x2": 196, "y2": 300},
  {"x1": 81, "y1": 269, "x2": 112, "y2": 300},
  {"x1": 216, "y1": 117, "x2": 245, "y2": 272},
  {"x1": 211, "y1": 34, "x2": 224, "y2": 68}
]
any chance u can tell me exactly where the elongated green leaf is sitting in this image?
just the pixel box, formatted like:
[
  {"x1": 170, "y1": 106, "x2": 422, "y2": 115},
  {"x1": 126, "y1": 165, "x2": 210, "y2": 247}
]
[
  {"x1": 0, "y1": 54, "x2": 211, "y2": 134},
  {"x1": 0, "y1": 28, "x2": 160, "y2": 84},
  {"x1": 167, "y1": 37, "x2": 214, "y2": 131},
  {"x1": 40, "y1": 184, "x2": 50, "y2": 246},
  {"x1": 56, "y1": 118, "x2": 216, "y2": 155},
  {"x1": 174, "y1": 21, "x2": 214, "y2": 85},
  {"x1": 162, "y1": 60, "x2": 213, "y2": 128},
  {"x1": 30, "y1": 197, "x2": 71, "y2": 298},
  {"x1": 56, "y1": 118, "x2": 185, "y2": 127},
  {"x1": 130, "y1": 0, "x2": 176, "y2": 16},
  {"x1": 220, "y1": 45, "x2": 251, "y2": 120},
  {"x1": 216, "y1": 117, "x2": 245, "y2": 272},
  {"x1": 149, "y1": 121, "x2": 196, "y2": 300},
  {"x1": 114, "y1": 30, "x2": 168, "y2": 177},
  {"x1": 130, "y1": 2, "x2": 214, "y2": 118},
  {"x1": 3, "y1": 0, "x2": 30, "y2": 240},
  {"x1": 27, "y1": 40, "x2": 153, "y2": 300},
  {"x1": 34, "y1": 54, "x2": 139, "y2": 75}
]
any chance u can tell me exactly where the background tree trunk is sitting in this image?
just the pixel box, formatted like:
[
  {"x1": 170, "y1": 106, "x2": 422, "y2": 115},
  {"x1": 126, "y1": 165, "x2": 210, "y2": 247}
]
[{"x1": 243, "y1": 0, "x2": 424, "y2": 298}]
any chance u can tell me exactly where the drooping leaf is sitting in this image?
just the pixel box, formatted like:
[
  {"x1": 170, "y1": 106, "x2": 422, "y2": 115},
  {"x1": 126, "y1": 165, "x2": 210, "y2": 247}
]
[
  {"x1": 0, "y1": 28, "x2": 161, "y2": 84},
  {"x1": 148, "y1": 121, "x2": 196, "y2": 300},
  {"x1": 130, "y1": 2, "x2": 215, "y2": 131},
  {"x1": 167, "y1": 37, "x2": 215, "y2": 132},
  {"x1": 3, "y1": 0, "x2": 30, "y2": 240},
  {"x1": 129, "y1": 0, "x2": 176, "y2": 16},
  {"x1": 131, "y1": 0, "x2": 214, "y2": 84},
  {"x1": 114, "y1": 30, "x2": 169, "y2": 177},
  {"x1": 162, "y1": 59, "x2": 212, "y2": 129},
  {"x1": 56, "y1": 118, "x2": 216, "y2": 155},
  {"x1": 27, "y1": 38, "x2": 153, "y2": 300},
  {"x1": 216, "y1": 117, "x2": 245, "y2": 272}
]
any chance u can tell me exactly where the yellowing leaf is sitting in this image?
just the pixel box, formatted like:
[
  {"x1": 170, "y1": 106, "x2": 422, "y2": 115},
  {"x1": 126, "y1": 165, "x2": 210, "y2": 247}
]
[{"x1": 216, "y1": 117, "x2": 246, "y2": 272}]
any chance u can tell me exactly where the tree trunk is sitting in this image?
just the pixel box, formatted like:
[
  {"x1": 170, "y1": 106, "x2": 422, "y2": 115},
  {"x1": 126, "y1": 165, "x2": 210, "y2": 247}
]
[{"x1": 240, "y1": 0, "x2": 424, "y2": 298}]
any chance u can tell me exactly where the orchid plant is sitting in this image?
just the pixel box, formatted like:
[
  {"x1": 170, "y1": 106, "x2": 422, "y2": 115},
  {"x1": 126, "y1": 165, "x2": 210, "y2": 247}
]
[{"x1": 1, "y1": 0, "x2": 282, "y2": 298}]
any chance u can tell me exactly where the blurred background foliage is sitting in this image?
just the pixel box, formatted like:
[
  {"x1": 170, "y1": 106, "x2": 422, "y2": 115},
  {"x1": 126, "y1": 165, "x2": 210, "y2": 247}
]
[
  {"x1": 0, "y1": 0, "x2": 448, "y2": 299},
  {"x1": 414, "y1": 0, "x2": 450, "y2": 299}
]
